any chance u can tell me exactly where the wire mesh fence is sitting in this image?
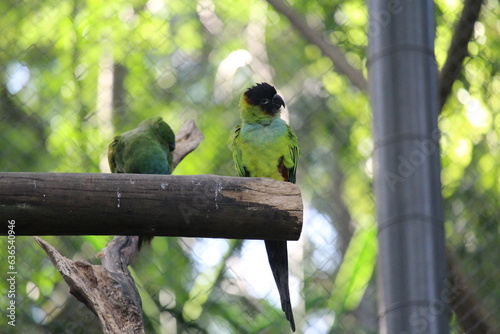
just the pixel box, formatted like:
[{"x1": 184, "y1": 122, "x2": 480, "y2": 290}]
[{"x1": 1, "y1": 0, "x2": 499, "y2": 333}]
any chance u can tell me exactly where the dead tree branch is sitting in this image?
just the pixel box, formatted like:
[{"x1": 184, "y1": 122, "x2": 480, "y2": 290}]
[
  {"x1": 265, "y1": 0, "x2": 368, "y2": 92},
  {"x1": 35, "y1": 236, "x2": 146, "y2": 334},
  {"x1": 439, "y1": 0, "x2": 483, "y2": 110},
  {"x1": 172, "y1": 119, "x2": 204, "y2": 168}
]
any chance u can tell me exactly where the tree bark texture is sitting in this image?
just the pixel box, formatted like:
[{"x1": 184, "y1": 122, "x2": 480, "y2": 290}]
[{"x1": 35, "y1": 236, "x2": 146, "y2": 334}]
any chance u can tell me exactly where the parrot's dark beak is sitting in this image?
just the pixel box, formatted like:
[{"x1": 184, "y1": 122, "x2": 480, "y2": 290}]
[{"x1": 272, "y1": 94, "x2": 285, "y2": 110}]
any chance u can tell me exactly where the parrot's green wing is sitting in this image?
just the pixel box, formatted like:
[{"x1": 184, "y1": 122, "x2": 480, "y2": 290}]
[
  {"x1": 107, "y1": 137, "x2": 122, "y2": 173},
  {"x1": 154, "y1": 117, "x2": 176, "y2": 153},
  {"x1": 107, "y1": 117, "x2": 175, "y2": 174},
  {"x1": 231, "y1": 125, "x2": 250, "y2": 177},
  {"x1": 286, "y1": 124, "x2": 300, "y2": 184}
]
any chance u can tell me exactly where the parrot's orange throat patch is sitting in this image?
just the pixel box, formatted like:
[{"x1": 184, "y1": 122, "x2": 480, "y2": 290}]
[{"x1": 243, "y1": 94, "x2": 251, "y2": 106}]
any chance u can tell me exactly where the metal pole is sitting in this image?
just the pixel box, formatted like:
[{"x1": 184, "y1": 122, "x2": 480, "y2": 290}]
[{"x1": 368, "y1": 0, "x2": 449, "y2": 333}]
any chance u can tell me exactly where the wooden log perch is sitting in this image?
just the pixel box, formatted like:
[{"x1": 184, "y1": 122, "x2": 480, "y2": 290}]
[{"x1": 0, "y1": 174, "x2": 303, "y2": 240}]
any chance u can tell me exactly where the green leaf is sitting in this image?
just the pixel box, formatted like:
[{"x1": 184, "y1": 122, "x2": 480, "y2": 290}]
[{"x1": 328, "y1": 223, "x2": 377, "y2": 312}]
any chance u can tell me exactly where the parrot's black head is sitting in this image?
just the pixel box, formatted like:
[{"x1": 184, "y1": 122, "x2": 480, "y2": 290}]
[{"x1": 244, "y1": 82, "x2": 285, "y2": 115}]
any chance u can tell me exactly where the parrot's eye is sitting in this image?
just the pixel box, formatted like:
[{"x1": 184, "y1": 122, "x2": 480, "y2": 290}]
[{"x1": 260, "y1": 98, "x2": 270, "y2": 105}]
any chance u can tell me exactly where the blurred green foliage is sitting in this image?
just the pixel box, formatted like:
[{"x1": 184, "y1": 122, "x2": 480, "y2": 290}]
[{"x1": 0, "y1": 0, "x2": 499, "y2": 333}]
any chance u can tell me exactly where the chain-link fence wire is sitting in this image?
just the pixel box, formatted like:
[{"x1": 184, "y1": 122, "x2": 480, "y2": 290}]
[{"x1": 1, "y1": 0, "x2": 498, "y2": 333}]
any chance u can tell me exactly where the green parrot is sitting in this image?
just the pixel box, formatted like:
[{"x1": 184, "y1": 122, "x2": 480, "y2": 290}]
[
  {"x1": 108, "y1": 116, "x2": 176, "y2": 247},
  {"x1": 231, "y1": 82, "x2": 299, "y2": 332}
]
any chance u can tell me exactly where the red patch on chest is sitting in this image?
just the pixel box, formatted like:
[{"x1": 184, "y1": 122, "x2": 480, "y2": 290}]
[{"x1": 278, "y1": 158, "x2": 289, "y2": 181}]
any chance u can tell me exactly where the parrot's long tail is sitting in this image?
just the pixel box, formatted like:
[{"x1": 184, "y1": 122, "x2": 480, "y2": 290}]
[{"x1": 265, "y1": 240, "x2": 296, "y2": 332}]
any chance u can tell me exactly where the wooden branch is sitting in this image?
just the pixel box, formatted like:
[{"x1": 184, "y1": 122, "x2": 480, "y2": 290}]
[
  {"x1": 439, "y1": 0, "x2": 483, "y2": 111},
  {"x1": 172, "y1": 119, "x2": 204, "y2": 169},
  {"x1": 0, "y1": 173, "x2": 303, "y2": 240},
  {"x1": 265, "y1": 0, "x2": 368, "y2": 92},
  {"x1": 34, "y1": 236, "x2": 145, "y2": 334}
]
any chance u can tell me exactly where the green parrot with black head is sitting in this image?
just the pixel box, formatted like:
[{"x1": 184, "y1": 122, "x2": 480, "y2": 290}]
[
  {"x1": 108, "y1": 117, "x2": 176, "y2": 248},
  {"x1": 231, "y1": 82, "x2": 299, "y2": 331}
]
